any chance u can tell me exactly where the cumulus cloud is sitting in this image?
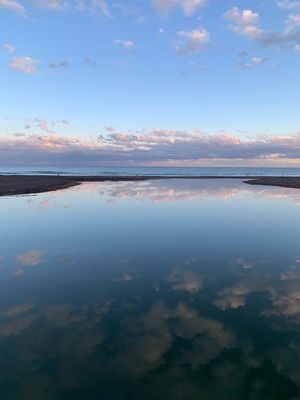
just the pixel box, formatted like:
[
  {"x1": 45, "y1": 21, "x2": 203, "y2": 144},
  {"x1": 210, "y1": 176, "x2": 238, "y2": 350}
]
[
  {"x1": 174, "y1": 302, "x2": 235, "y2": 343},
  {"x1": 0, "y1": 129, "x2": 300, "y2": 165},
  {"x1": 214, "y1": 285, "x2": 251, "y2": 310},
  {"x1": 225, "y1": 7, "x2": 259, "y2": 25},
  {"x1": 167, "y1": 267, "x2": 203, "y2": 293},
  {"x1": 113, "y1": 39, "x2": 135, "y2": 51},
  {"x1": 182, "y1": 0, "x2": 206, "y2": 16},
  {"x1": 0, "y1": 0, "x2": 26, "y2": 14},
  {"x1": 264, "y1": 287, "x2": 300, "y2": 317},
  {"x1": 152, "y1": 0, "x2": 206, "y2": 16},
  {"x1": 285, "y1": 13, "x2": 300, "y2": 32},
  {"x1": 224, "y1": 7, "x2": 263, "y2": 39},
  {"x1": 2, "y1": 43, "x2": 16, "y2": 53},
  {"x1": 9, "y1": 56, "x2": 38, "y2": 74},
  {"x1": 16, "y1": 250, "x2": 44, "y2": 266},
  {"x1": 174, "y1": 28, "x2": 210, "y2": 54},
  {"x1": 223, "y1": 6, "x2": 300, "y2": 50}
]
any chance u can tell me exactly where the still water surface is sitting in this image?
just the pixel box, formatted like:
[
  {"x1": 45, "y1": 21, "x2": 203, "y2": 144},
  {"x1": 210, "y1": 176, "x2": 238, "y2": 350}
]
[{"x1": 0, "y1": 179, "x2": 300, "y2": 399}]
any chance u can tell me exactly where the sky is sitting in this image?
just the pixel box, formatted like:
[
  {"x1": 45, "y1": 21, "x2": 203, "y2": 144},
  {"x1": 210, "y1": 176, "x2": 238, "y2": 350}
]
[{"x1": 1, "y1": 0, "x2": 300, "y2": 167}]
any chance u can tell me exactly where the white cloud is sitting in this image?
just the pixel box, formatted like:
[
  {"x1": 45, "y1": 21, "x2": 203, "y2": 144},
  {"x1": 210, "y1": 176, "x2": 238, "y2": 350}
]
[
  {"x1": 91, "y1": 0, "x2": 111, "y2": 16},
  {"x1": 224, "y1": 7, "x2": 259, "y2": 25},
  {"x1": 0, "y1": 0, "x2": 25, "y2": 14},
  {"x1": 277, "y1": 0, "x2": 300, "y2": 10},
  {"x1": 152, "y1": 0, "x2": 174, "y2": 15},
  {"x1": 2, "y1": 43, "x2": 16, "y2": 53},
  {"x1": 214, "y1": 285, "x2": 250, "y2": 310},
  {"x1": 224, "y1": 7, "x2": 263, "y2": 39},
  {"x1": 16, "y1": 250, "x2": 44, "y2": 266},
  {"x1": 9, "y1": 56, "x2": 38, "y2": 74},
  {"x1": 251, "y1": 57, "x2": 266, "y2": 64},
  {"x1": 114, "y1": 272, "x2": 133, "y2": 282},
  {"x1": 239, "y1": 56, "x2": 267, "y2": 68},
  {"x1": 152, "y1": 0, "x2": 206, "y2": 17},
  {"x1": 113, "y1": 39, "x2": 135, "y2": 50},
  {"x1": 30, "y1": 0, "x2": 66, "y2": 10},
  {"x1": 182, "y1": 0, "x2": 206, "y2": 16},
  {"x1": 174, "y1": 28, "x2": 210, "y2": 54},
  {"x1": 285, "y1": 13, "x2": 300, "y2": 32},
  {"x1": 295, "y1": 43, "x2": 300, "y2": 51},
  {"x1": 28, "y1": 0, "x2": 112, "y2": 15},
  {"x1": 167, "y1": 267, "x2": 203, "y2": 293}
]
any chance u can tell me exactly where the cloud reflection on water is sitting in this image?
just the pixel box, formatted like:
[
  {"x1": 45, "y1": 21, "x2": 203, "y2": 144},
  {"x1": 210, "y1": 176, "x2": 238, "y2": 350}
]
[
  {"x1": 1, "y1": 179, "x2": 300, "y2": 399},
  {"x1": 85, "y1": 179, "x2": 300, "y2": 206}
]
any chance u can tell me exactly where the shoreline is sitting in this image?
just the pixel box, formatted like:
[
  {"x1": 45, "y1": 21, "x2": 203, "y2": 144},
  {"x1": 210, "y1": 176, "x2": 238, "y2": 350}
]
[{"x1": 0, "y1": 175, "x2": 300, "y2": 197}]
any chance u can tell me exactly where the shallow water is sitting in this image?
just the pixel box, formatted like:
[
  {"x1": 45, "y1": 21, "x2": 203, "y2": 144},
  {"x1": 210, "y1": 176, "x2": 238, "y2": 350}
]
[{"x1": 0, "y1": 179, "x2": 300, "y2": 400}]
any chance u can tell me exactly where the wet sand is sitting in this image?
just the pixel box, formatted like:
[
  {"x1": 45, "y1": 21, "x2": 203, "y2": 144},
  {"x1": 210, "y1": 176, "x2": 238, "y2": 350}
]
[
  {"x1": 0, "y1": 175, "x2": 299, "y2": 197},
  {"x1": 245, "y1": 177, "x2": 300, "y2": 189}
]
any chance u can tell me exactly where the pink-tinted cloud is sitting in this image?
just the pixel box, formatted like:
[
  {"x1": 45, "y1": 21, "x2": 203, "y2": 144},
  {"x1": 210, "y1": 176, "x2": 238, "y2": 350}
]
[
  {"x1": 96, "y1": 180, "x2": 300, "y2": 206},
  {"x1": 224, "y1": 7, "x2": 264, "y2": 39},
  {"x1": 0, "y1": 0, "x2": 26, "y2": 14},
  {"x1": 0, "y1": 129, "x2": 300, "y2": 166},
  {"x1": 9, "y1": 56, "x2": 38, "y2": 73},
  {"x1": 2, "y1": 43, "x2": 16, "y2": 53},
  {"x1": 16, "y1": 250, "x2": 44, "y2": 266},
  {"x1": 174, "y1": 28, "x2": 210, "y2": 54},
  {"x1": 223, "y1": 6, "x2": 300, "y2": 49},
  {"x1": 113, "y1": 39, "x2": 135, "y2": 51}
]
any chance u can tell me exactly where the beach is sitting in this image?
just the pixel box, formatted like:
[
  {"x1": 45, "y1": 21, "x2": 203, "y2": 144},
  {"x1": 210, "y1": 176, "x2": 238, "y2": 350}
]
[{"x1": 0, "y1": 175, "x2": 300, "y2": 197}]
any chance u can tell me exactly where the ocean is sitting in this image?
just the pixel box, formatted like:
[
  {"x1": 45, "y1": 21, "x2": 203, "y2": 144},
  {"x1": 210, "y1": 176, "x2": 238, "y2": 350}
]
[{"x1": 1, "y1": 166, "x2": 300, "y2": 176}]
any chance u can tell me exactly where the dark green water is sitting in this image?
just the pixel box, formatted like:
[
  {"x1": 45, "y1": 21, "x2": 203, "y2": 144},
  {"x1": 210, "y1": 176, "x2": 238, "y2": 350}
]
[{"x1": 0, "y1": 179, "x2": 300, "y2": 400}]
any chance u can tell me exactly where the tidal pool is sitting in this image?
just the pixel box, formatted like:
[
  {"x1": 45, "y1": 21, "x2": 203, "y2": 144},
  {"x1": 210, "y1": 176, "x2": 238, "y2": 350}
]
[{"x1": 0, "y1": 179, "x2": 300, "y2": 400}]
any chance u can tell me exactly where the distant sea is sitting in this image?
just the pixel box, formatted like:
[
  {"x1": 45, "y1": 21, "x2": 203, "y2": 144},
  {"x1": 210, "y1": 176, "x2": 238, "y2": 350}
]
[{"x1": 1, "y1": 166, "x2": 300, "y2": 177}]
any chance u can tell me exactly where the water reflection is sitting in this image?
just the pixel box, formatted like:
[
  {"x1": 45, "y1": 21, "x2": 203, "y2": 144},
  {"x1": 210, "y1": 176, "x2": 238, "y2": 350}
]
[
  {"x1": 0, "y1": 179, "x2": 300, "y2": 399},
  {"x1": 94, "y1": 179, "x2": 300, "y2": 206}
]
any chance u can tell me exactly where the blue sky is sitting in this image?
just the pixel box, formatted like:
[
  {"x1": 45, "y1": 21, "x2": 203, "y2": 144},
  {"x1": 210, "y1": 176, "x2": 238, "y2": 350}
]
[{"x1": 1, "y1": 0, "x2": 300, "y2": 166}]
